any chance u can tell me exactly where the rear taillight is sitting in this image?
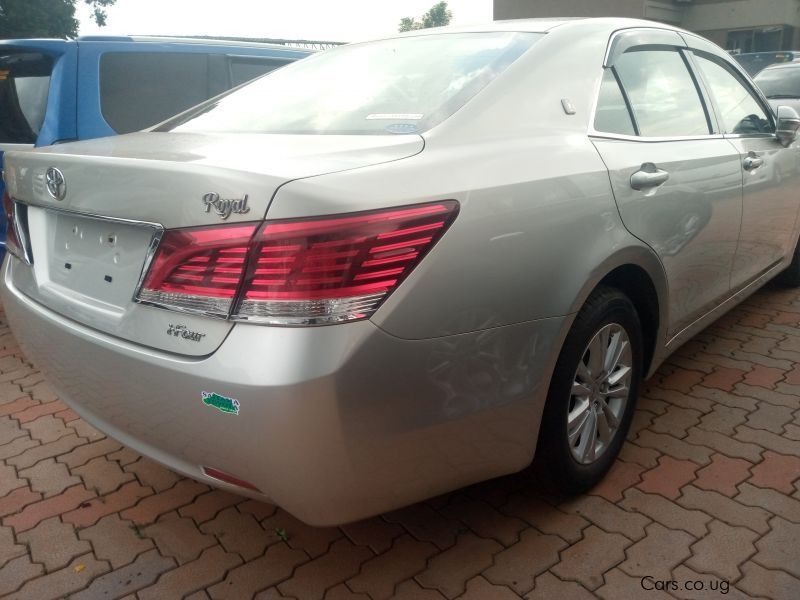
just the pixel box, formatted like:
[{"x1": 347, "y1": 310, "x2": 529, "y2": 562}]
[{"x1": 135, "y1": 201, "x2": 459, "y2": 325}]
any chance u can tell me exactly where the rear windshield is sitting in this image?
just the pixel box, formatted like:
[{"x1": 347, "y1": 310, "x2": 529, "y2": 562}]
[
  {"x1": 755, "y1": 66, "x2": 800, "y2": 99},
  {"x1": 0, "y1": 52, "x2": 53, "y2": 144},
  {"x1": 160, "y1": 32, "x2": 541, "y2": 135}
]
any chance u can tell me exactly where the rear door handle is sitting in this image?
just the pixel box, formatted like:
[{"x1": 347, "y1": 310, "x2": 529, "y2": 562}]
[
  {"x1": 630, "y1": 163, "x2": 669, "y2": 191},
  {"x1": 743, "y1": 152, "x2": 764, "y2": 171}
]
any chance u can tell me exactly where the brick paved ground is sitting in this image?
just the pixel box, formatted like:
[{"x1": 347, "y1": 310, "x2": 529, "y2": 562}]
[{"x1": 1, "y1": 284, "x2": 799, "y2": 600}]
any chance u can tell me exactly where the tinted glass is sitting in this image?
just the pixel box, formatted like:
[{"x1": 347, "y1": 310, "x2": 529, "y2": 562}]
[
  {"x1": 100, "y1": 53, "x2": 209, "y2": 134},
  {"x1": 754, "y1": 65, "x2": 800, "y2": 100},
  {"x1": 162, "y1": 32, "x2": 541, "y2": 135},
  {"x1": 229, "y1": 58, "x2": 290, "y2": 87},
  {"x1": 594, "y1": 69, "x2": 636, "y2": 135},
  {"x1": 0, "y1": 52, "x2": 53, "y2": 143},
  {"x1": 694, "y1": 54, "x2": 773, "y2": 134},
  {"x1": 615, "y1": 49, "x2": 709, "y2": 137}
]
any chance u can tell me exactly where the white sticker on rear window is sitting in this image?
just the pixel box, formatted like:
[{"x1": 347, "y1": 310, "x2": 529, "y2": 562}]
[{"x1": 366, "y1": 113, "x2": 423, "y2": 120}]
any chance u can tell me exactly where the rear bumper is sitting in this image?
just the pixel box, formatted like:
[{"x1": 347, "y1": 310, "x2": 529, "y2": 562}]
[{"x1": 2, "y1": 257, "x2": 566, "y2": 525}]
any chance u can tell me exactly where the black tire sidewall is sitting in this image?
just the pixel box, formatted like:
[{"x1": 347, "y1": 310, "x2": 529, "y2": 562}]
[{"x1": 540, "y1": 288, "x2": 643, "y2": 494}]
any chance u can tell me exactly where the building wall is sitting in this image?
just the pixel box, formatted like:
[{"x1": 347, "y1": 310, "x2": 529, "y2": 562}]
[{"x1": 493, "y1": 0, "x2": 800, "y2": 49}]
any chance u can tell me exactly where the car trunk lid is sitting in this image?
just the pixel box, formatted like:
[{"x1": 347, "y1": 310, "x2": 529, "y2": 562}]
[{"x1": 3, "y1": 131, "x2": 423, "y2": 356}]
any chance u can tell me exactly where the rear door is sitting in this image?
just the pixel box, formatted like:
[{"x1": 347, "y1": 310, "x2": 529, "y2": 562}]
[
  {"x1": 591, "y1": 29, "x2": 744, "y2": 337},
  {"x1": 688, "y1": 42, "x2": 800, "y2": 288}
]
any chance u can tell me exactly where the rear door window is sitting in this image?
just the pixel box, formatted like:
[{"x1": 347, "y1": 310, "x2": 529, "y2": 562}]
[
  {"x1": 229, "y1": 57, "x2": 291, "y2": 87},
  {"x1": 0, "y1": 52, "x2": 53, "y2": 144},
  {"x1": 99, "y1": 52, "x2": 209, "y2": 134},
  {"x1": 594, "y1": 69, "x2": 636, "y2": 136},
  {"x1": 614, "y1": 49, "x2": 710, "y2": 137}
]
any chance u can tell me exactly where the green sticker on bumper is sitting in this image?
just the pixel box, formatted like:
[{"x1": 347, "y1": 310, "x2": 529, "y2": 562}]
[{"x1": 202, "y1": 392, "x2": 240, "y2": 415}]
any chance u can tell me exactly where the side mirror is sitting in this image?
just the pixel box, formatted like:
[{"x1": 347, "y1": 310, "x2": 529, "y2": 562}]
[{"x1": 776, "y1": 105, "x2": 800, "y2": 147}]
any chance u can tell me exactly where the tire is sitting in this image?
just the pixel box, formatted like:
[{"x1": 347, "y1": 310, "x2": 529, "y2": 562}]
[
  {"x1": 538, "y1": 286, "x2": 643, "y2": 494},
  {"x1": 776, "y1": 236, "x2": 800, "y2": 287}
]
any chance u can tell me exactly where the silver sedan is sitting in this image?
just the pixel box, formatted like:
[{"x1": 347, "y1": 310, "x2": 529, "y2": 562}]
[{"x1": 3, "y1": 17, "x2": 800, "y2": 525}]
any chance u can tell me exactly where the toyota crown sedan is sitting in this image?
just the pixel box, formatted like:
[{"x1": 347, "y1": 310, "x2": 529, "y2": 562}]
[{"x1": 2, "y1": 18, "x2": 800, "y2": 525}]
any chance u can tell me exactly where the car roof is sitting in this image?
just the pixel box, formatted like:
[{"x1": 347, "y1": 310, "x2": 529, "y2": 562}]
[{"x1": 759, "y1": 61, "x2": 800, "y2": 72}]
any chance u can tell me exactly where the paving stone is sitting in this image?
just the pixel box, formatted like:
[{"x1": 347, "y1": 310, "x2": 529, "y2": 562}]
[
  {"x1": 18, "y1": 515, "x2": 92, "y2": 571},
  {"x1": 26, "y1": 381, "x2": 58, "y2": 403},
  {"x1": 483, "y1": 527, "x2": 567, "y2": 595},
  {"x1": 551, "y1": 525, "x2": 630, "y2": 590},
  {"x1": 0, "y1": 554, "x2": 44, "y2": 596},
  {"x1": 107, "y1": 446, "x2": 140, "y2": 467},
  {"x1": 692, "y1": 385, "x2": 758, "y2": 411},
  {"x1": 0, "y1": 435, "x2": 38, "y2": 461},
  {"x1": 393, "y1": 579, "x2": 447, "y2": 600},
  {"x1": 635, "y1": 430, "x2": 713, "y2": 465},
  {"x1": 0, "y1": 396, "x2": 34, "y2": 418},
  {"x1": 741, "y1": 365, "x2": 784, "y2": 389},
  {"x1": 124, "y1": 457, "x2": 182, "y2": 492},
  {"x1": 701, "y1": 367, "x2": 746, "y2": 391},
  {"x1": 748, "y1": 450, "x2": 800, "y2": 494},
  {"x1": 415, "y1": 532, "x2": 503, "y2": 598},
  {"x1": 657, "y1": 367, "x2": 704, "y2": 394},
  {"x1": 587, "y1": 459, "x2": 645, "y2": 503},
  {"x1": 650, "y1": 405, "x2": 702, "y2": 439},
  {"x1": 620, "y1": 488, "x2": 710, "y2": 538},
  {"x1": 618, "y1": 441, "x2": 661, "y2": 468},
  {"x1": 733, "y1": 383, "x2": 796, "y2": 408},
  {"x1": 261, "y1": 508, "x2": 341, "y2": 558},
  {"x1": 71, "y1": 549, "x2": 175, "y2": 600},
  {"x1": 120, "y1": 478, "x2": 207, "y2": 525},
  {"x1": 697, "y1": 404, "x2": 749, "y2": 435},
  {"x1": 73, "y1": 456, "x2": 135, "y2": 495},
  {"x1": 201, "y1": 506, "x2": 274, "y2": 560},
  {"x1": 207, "y1": 542, "x2": 308, "y2": 600},
  {"x1": 736, "y1": 425, "x2": 800, "y2": 456},
  {"x1": 179, "y1": 489, "x2": 243, "y2": 524},
  {"x1": 21, "y1": 414, "x2": 71, "y2": 444},
  {"x1": 278, "y1": 538, "x2": 372, "y2": 600},
  {"x1": 746, "y1": 402, "x2": 794, "y2": 433},
  {"x1": 7, "y1": 434, "x2": 86, "y2": 470},
  {"x1": 671, "y1": 564, "x2": 751, "y2": 600},
  {"x1": 458, "y1": 576, "x2": 520, "y2": 600},
  {"x1": 752, "y1": 516, "x2": 800, "y2": 577},
  {"x1": 62, "y1": 481, "x2": 153, "y2": 528},
  {"x1": 0, "y1": 486, "x2": 41, "y2": 518},
  {"x1": 737, "y1": 560, "x2": 800, "y2": 600},
  {"x1": 735, "y1": 482, "x2": 800, "y2": 523},
  {"x1": 0, "y1": 463, "x2": 25, "y2": 497},
  {"x1": 503, "y1": 493, "x2": 589, "y2": 543},
  {"x1": 524, "y1": 571, "x2": 595, "y2": 599},
  {"x1": 79, "y1": 514, "x2": 154, "y2": 568},
  {"x1": 4, "y1": 553, "x2": 108, "y2": 600},
  {"x1": 694, "y1": 454, "x2": 753, "y2": 497},
  {"x1": 3, "y1": 484, "x2": 94, "y2": 533},
  {"x1": 138, "y1": 545, "x2": 242, "y2": 600},
  {"x1": 637, "y1": 456, "x2": 699, "y2": 500},
  {"x1": 596, "y1": 567, "x2": 675, "y2": 600},
  {"x1": 144, "y1": 512, "x2": 217, "y2": 564},
  {"x1": 684, "y1": 427, "x2": 764, "y2": 462},
  {"x1": 0, "y1": 525, "x2": 26, "y2": 568},
  {"x1": 323, "y1": 584, "x2": 371, "y2": 600},
  {"x1": 66, "y1": 418, "x2": 104, "y2": 442},
  {"x1": 619, "y1": 522, "x2": 693, "y2": 580},
  {"x1": 0, "y1": 415, "x2": 26, "y2": 445},
  {"x1": 57, "y1": 437, "x2": 122, "y2": 469},
  {"x1": 441, "y1": 495, "x2": 526, "y2": 547},
  {"x1": 13, "y1": 400, "x2": 69, "y2": 424},
  {"x1": 238, "y1": 498, "x2": 277, "y2": 520},
  {"x1": 559, "y1": 494, "x2": 649, "y2": 541},
  {"x1": 686, "y1": 519, "x2": 758, "y2": 581},
  {"x1": 677, "y1": 485, "x2": 771, "y2": 534},
  {"x1": 19, "y1": 457, "x2": 81, "y2": 498},
  {"x1": 340, "y1": 516, "x2": 404, "y2": 554},
  {"x1": 348, "y1": 534, "x2": 437, "y2": 600},
  {"x1": 383, "y1": 503, "x2": 461, "y2": 550}
]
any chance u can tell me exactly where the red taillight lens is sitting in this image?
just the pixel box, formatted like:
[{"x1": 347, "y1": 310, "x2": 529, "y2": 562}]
[
  {"x1": 137, "y1": 223, "x2": 259, "y2": 316},
  {"x1": 135, "y1": 201, "x2": 459, "y2": 325},
  {"x1": 3, "y1": 191, "x2": 23, "y2": 261}
]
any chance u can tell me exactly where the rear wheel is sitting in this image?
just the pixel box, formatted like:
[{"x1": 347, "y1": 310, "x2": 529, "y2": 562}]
[
  {"x1": 538, "y1": 287, "x2": 643, "y2": 494},
  {"x1": 776, "y1": 236, "x2": 800, "y2": 286}
]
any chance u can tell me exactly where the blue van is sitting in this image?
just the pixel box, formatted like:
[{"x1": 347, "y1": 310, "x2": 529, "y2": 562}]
[{"x1": 0, "y1": 37, "x2": 312, "y2": 256}]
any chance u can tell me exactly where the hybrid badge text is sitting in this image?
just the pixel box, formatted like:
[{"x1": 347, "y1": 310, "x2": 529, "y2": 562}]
[{"x1": 202, "y1": 192, "x2": 250, "y2": 219}]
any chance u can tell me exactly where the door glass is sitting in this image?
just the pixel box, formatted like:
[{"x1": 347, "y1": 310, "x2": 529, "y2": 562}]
[
  {"x1": 594, "y1": 69, "x2": 636, "y2": 135},
  {"x1": 694, "y1": 54, "x2": 774, "y2": 135},
  {"x1": 0, "y1": 52, "x2": 53, "y2": 143},
  {"x1": 615, "y1": 49, "x2": 710, "y2": 137},
  {"x1": 100, "y1": 52, "x2": 209, "y2": 134},
  {"x1": 229, "y1": 58, "x2": 289, "y2": 87}
]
